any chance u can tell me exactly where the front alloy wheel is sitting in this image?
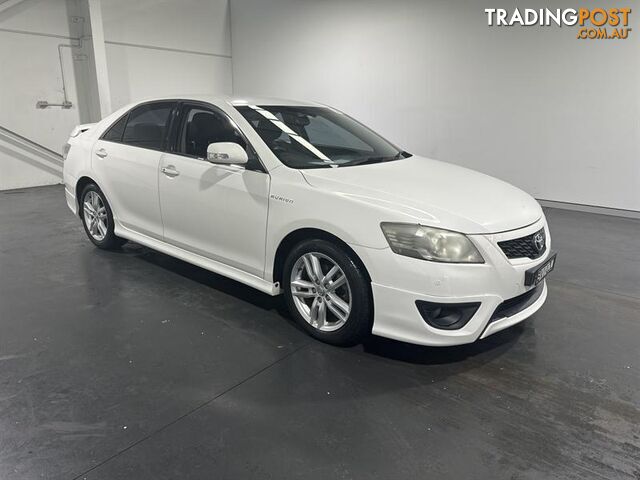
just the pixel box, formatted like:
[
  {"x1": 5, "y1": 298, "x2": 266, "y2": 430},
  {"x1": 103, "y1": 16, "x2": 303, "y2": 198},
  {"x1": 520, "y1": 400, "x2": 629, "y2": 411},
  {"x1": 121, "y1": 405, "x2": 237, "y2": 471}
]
[
  {"x1": 290, "y1": 252, "x2": 352, "y2": 332},
  {"x1": 283, "y1": 239, "x2": 372, "y2": 346}
]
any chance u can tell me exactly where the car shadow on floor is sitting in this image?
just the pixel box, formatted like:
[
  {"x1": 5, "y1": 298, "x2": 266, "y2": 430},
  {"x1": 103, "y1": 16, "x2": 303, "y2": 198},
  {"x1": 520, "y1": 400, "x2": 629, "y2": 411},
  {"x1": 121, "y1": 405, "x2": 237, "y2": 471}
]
[
  {"x1": 358, "y1": 325, "x2": 525, "y2": 365},
  {"x1": 114, "y1": 242, "x2": 525, "y2": 366},
  {"x1": 118, "y1": 242, "x2": 287, "y2": 311}
]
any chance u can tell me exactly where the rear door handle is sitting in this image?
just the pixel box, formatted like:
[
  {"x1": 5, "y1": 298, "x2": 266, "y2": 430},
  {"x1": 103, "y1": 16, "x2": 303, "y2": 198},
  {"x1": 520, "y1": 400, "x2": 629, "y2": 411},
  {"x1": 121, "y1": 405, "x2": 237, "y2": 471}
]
[
  {"x1": 95, "y1": 148, "x2": 107, "y2": 158},
  {"x1": 161, "y1": 166, "x2": 180, "y2": 178}
]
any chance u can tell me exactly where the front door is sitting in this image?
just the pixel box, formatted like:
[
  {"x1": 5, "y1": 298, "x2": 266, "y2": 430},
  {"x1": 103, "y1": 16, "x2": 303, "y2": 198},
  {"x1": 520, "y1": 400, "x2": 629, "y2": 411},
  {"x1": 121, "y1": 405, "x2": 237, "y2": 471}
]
[{"x1": 158, "y1": 103, "x2": 270, "y2": 277}]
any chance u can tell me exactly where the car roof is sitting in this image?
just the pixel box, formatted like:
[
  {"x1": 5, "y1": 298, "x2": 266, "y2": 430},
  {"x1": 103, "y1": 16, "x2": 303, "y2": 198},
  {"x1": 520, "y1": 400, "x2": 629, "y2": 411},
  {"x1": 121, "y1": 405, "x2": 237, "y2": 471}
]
[{"x1": 134, "y1": 94, "x2": 324, "y2": 108}]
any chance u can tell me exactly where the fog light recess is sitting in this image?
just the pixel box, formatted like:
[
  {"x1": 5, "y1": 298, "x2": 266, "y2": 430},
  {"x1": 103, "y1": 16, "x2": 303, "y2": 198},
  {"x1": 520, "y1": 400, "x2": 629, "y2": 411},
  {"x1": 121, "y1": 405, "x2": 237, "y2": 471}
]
[{"x1": 415, "y1": 301, "x2": 481, "y2": 330}]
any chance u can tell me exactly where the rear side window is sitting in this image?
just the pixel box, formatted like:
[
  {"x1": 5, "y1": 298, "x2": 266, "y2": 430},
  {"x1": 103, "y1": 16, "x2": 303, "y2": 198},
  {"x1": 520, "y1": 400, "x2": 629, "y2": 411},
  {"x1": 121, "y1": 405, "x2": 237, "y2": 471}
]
[
  {"x1": 102, "y1": 114, "x2": 127, "y2": 142},
  {"x1": 121, "y1": 102, "x2": 175, "y2": 150}
]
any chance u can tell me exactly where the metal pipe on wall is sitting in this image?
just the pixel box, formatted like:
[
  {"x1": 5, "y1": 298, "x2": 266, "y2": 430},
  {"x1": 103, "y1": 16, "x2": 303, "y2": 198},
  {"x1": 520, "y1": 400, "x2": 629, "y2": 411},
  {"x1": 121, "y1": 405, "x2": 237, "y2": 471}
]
[{"x1": 36, "y1": 17, "x2": 86, "y2": 110}]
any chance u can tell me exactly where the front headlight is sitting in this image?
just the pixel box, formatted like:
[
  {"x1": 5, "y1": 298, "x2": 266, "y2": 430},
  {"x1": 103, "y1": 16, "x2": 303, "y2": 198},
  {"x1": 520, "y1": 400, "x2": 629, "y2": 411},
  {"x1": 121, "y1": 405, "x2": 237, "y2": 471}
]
[{"x1": 380, "y1": 223, "x2": 484, "y2": 263}]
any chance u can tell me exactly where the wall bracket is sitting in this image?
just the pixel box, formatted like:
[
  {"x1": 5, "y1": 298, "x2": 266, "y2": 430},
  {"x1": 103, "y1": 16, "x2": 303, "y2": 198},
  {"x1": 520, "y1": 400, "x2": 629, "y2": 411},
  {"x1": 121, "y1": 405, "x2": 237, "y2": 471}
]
[{"x1": 36, "y1": 100, "x2": 73, "y2": 109}]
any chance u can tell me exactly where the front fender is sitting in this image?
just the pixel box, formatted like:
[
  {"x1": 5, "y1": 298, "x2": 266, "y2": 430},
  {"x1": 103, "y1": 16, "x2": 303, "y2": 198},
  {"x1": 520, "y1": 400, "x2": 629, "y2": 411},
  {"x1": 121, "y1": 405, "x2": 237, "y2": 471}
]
[{"x1": 264, "y1": 168, "x2": 411, "y2": 281}]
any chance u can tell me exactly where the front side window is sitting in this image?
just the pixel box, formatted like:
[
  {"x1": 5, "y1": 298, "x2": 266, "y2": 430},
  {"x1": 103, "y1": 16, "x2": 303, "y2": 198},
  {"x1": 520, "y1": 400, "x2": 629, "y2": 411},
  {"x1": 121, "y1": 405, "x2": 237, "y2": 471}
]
[
  {"x1": 121, "y1": 102, "x2": 175, "y2": 150},
  {"x1": 176, "y1": 105, "x2": 261, "y2": 170},
  {"x1": 235, "y1": 105, "x2": 410, "y2": 169}
]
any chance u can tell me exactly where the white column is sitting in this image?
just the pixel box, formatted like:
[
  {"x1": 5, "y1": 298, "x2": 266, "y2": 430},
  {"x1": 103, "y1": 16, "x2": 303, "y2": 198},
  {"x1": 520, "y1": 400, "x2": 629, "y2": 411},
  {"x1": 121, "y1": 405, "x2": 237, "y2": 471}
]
[{"x1": 87, "y1": 0, "x2": 112, "y2": 118}]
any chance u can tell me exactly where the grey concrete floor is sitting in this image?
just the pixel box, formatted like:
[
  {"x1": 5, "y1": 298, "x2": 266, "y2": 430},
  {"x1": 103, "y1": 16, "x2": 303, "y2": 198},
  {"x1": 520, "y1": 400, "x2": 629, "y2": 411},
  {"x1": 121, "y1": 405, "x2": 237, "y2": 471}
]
[{"x1": 0, "y1": 185, "x2": 639, "y2": 480}]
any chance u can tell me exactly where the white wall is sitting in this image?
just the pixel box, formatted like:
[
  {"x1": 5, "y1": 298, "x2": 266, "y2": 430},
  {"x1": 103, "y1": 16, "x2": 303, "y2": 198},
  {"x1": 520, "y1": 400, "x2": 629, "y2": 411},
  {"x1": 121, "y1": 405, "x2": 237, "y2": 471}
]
[
  {"x1": 0, "y1": 0, "x2": 86, "y2": 190},
  {"x1": 230, "y1": 0, "x2": 640, "y2": 212},
  {"x1": 0, "y1": 0, "x2": 233, "y2": 190},
  {"x1": 99, "y1": 0, "x2": 232, "y2": 110}
]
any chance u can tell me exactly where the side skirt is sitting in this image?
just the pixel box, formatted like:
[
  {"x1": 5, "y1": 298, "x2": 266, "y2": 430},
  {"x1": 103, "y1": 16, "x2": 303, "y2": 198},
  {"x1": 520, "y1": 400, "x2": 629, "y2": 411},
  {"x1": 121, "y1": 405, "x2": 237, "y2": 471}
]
[{"x1": 114, "y1": 224, "x2": 282, "y2": 296}]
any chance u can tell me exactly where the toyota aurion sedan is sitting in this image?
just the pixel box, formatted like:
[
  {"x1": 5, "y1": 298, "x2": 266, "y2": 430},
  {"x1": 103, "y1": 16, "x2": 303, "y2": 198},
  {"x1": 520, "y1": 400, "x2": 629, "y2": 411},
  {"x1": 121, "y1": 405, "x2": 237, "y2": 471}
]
[{"x1": 63, "y1": 96, "x2": 556, "y2": 346}]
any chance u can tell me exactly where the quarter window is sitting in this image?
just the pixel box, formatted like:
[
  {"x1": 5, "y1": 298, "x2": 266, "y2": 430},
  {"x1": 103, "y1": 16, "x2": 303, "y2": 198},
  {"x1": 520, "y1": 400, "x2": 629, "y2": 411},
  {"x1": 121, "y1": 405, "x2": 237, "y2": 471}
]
[
  {"x1": 121, "y1": 102, "x2": 175, "y2": 150},
  {"x1": 102, "y1": 114, "x2": 127, "y2": 142}
]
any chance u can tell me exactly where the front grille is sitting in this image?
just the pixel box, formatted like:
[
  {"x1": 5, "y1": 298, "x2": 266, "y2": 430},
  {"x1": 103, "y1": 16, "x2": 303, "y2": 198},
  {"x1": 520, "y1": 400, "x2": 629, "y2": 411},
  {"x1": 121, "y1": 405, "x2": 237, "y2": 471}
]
[{"x1": 498, "y1": 228, "x2": 546, "y2": 259}]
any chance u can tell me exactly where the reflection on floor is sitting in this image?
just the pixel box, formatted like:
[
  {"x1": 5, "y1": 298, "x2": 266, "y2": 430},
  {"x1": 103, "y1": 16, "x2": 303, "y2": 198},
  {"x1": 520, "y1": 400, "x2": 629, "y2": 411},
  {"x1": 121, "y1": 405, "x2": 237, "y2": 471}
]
[{"x1": 1, "y1": 185, "x2": 638, "y2": 479}]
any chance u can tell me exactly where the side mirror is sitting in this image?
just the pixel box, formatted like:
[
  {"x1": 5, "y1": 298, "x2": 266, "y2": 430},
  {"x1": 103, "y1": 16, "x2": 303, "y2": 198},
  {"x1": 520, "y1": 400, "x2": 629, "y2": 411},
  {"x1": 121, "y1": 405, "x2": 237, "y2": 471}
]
[{"x1": 206, "y1": 142, "x2": 248, "y2": 165}]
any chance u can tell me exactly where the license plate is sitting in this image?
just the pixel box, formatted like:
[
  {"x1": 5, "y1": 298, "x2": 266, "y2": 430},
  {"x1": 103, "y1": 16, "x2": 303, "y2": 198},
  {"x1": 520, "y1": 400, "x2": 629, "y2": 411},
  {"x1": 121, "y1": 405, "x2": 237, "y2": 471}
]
[{"x1": 525, "y1": 252, "x2": 557, "y2": 286}]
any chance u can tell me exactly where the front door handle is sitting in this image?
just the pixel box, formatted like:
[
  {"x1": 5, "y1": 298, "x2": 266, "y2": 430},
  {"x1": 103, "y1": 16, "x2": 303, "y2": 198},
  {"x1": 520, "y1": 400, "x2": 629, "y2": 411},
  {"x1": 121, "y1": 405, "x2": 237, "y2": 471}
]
[
  {"x1": 95, "y1": 148, "x2": 108, "y2": 158},
  {"x1": 161, "y1": 166, "x2": 180, "y2": 178}
]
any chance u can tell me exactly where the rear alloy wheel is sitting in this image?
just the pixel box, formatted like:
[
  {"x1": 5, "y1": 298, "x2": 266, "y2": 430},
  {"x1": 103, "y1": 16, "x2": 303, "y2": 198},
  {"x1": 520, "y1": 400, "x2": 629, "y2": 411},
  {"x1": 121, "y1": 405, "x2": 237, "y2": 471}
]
[
  {"x1": 283, "y1": 239, "x2": 372, "y2": 346},
  {"x1": 83, "y1": 190, "x2": 108, "y2": 241},
  {"x1": 80, "y1": 184, "x2": 126, "y2": 249}
]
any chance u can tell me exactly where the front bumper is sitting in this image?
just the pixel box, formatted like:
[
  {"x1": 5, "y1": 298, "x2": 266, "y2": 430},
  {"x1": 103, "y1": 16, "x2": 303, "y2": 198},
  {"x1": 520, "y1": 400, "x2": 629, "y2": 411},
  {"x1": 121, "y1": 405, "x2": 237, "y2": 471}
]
[{"x1": 351, "y1": 217, "x2": 552, "y2": 346}]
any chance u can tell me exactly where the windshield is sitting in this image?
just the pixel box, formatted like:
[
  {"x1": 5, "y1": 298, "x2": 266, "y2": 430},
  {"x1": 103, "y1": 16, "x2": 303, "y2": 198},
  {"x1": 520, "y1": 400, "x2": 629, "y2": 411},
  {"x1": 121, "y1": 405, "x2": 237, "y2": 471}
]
[{"x1": 235, "y1": 105, "x2": 411, "y2": 169}]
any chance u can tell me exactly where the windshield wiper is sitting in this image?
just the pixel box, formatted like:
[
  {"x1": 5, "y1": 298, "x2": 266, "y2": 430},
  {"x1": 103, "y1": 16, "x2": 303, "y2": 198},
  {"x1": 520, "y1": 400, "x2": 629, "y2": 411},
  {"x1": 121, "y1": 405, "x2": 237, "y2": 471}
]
[{"x1": 345, "y1": 151, "x2": 410, "y2": 167}]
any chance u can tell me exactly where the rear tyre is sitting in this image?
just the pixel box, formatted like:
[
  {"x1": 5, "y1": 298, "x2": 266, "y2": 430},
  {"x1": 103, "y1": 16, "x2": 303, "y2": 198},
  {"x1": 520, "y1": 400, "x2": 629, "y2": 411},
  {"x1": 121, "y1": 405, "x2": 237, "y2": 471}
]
[
  {"x1": 283, "y1": 239, "x2": 372, "y2": 346},
  {"x1": 80, "y1": 183, "x2": 126, "y2": 250}
]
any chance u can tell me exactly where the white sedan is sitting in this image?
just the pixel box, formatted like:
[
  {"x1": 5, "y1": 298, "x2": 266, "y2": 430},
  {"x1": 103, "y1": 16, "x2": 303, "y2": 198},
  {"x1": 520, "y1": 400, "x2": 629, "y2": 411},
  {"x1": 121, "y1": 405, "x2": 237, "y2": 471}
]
[{"x1": 63, "y1": 96, "x2": 556, "y2": 346}]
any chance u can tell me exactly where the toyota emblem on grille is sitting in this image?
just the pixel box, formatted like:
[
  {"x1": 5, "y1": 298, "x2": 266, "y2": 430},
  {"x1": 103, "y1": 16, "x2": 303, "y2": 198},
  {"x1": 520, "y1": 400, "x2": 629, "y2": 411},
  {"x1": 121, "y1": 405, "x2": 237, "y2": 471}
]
[{"x1": 533, "y1": 231, "x2": 545, "y2": 252}]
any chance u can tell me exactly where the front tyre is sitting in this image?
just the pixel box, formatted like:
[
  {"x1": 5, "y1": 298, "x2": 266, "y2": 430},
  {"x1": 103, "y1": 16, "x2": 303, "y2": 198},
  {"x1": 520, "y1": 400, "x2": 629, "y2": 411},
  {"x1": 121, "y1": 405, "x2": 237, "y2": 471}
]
[
  {"x1": 283, "y1": 239, "x2": 372, "y2": 346},
  {"x1": 80, "y1": 183, "x2": 126, "y2": 249}
]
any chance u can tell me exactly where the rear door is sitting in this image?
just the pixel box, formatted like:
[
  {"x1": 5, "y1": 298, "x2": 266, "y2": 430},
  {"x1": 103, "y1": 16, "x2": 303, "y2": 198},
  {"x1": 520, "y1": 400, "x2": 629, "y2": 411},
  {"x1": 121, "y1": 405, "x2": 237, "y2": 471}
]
[
  {"x1": 92, "y1": 101, "x2": 176, "y2": 239},
  {"x1": 158, "y1": 102, "x2": 270, "y2": 277}
]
